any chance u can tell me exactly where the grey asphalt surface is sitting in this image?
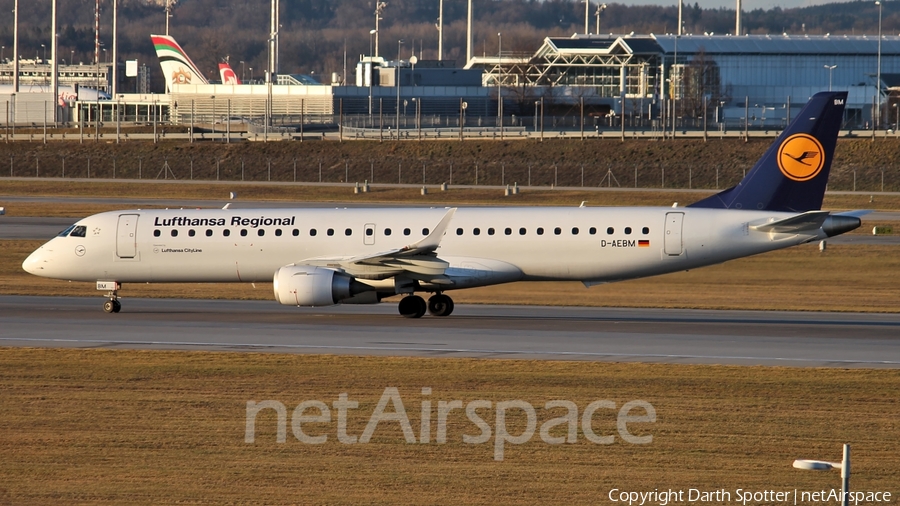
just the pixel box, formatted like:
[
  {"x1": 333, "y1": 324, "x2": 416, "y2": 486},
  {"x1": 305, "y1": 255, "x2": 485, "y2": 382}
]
[{"x1": 0, "y1": 295, "x2": 897, "y2": 368}]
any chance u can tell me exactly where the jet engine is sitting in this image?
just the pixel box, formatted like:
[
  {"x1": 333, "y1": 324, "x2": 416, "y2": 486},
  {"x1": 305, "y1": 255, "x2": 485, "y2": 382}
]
[{"x1": 273, "y1": 265, "x2": 370, "y2": 306}]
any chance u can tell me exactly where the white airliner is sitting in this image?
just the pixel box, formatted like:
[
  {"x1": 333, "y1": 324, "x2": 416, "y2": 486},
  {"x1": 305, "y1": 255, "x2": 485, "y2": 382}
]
[{"x1": 23, "y1": 92, "x2": 863, "y2": 318}]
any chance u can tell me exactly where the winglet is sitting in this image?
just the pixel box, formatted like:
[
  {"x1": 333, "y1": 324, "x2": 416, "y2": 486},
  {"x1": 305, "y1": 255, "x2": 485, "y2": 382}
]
[{"x1": 400, "y1": 208, "x2": 457, "y2": 255}]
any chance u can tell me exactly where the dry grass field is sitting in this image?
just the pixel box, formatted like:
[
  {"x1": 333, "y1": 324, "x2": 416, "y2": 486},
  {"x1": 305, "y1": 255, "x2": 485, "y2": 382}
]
[
  {"x1": 0, "y1": 349, "x2": 898, "y2": 504},
  {"x1": 1, "y1": 181, "x2": 899, "y2": 504}
]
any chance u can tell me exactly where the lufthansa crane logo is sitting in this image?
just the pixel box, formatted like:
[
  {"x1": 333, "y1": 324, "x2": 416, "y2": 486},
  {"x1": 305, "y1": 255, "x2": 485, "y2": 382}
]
[{"x1": 777, "y1": 133, "x2": 825, "y2": 182}]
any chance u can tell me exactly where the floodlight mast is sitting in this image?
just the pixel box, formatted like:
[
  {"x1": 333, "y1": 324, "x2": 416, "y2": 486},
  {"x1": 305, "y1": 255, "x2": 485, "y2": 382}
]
[
  {"x1": 876, "y1": 0, "x2": 883, "y2": 130},
  {"x1": 595, "y1": 4, "x2": 606, "y2": 34},
  {"x1": 584, "y1": 0, "x2": 590, "y2": 34},
  {"x1": 437, "y1": 0, "x2": 444, "y2": 60},
  {"x1": 375, "y1": 2, "x2": 387, "y2": 59}
]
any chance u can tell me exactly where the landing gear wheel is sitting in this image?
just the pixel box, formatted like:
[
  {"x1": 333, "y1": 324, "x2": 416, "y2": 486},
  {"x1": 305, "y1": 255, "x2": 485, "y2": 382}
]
[
  {"x1": 112, "y1": 300, "x2": 121, "y2": 313},
  {"x1": 398, "y1": 295, "x2": 427, "y2": 318},
  {"x1": 428, "y1": 294, "x2": 454, "y2": 317},
  {"x1": 103, "y1": 300, "x2": 116, "y2": 313}
]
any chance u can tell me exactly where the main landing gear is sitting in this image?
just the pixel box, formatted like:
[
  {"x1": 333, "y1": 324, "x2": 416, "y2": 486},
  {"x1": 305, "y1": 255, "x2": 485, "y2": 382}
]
[{"x1": 398, "y1": 293, "x2": 455, "y2": 318}]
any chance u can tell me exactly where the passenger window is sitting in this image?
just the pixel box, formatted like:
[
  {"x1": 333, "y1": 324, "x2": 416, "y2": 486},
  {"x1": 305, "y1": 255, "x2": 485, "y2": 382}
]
[
  {"x1": 572, "y1": 227, "x2": 579, "y2": 235},
  {"x1": 624, "y1": 227, "x2": 632, "y2": 235},
  {"x1": 275, "y1": 229, "x2": 282, "y2": 237},
  {"x1": 70, "y1": 226, "x2": 87, "y2": 238},
  {"x1": 536, "y1": 227, "x2": 544, "y2": 235},
  {"x1": 385, "y1": 228, "x2": 392, "y2": 236},
  {"x1": 327, "y1": 229, "x2": 334, "y2": 236},
  {"x1": 423, "y1": 228, "x2": 430, "y2": 235},
  {"x1": 365, "y1": 228, "x2": 373, "y2": 236},
  {"x1": 642, "y1": 227, "x2": 650, "y2": 234},
  {"x1": 554, "y1": 227, "x2": 561, "y2": 235},
  {"x1": 309, "y1": 229, "x2": 317, "y2": 236},
  {"x1": 345, "y1": 228, "x2": 352, "y2": 236},
  {"x1": 404, "y1": 228, "x2": 411, "y2": 236},
  {"x1": 504, "y1": 228, "x2": 512, "y2": 235},
  {"x1": 153, "y1": 230, "x2": 161, "y2": 237},
  {"x1": 456, "y1": 228, "x2": 464, "y2": 236},
  {"x1": 589, "y1": 227, "x2": 597, "y2": 235},
  {"x1": 473, "y1": 228, "x2": 481, "y2": 236},
  {"x1": 519, "y1": 227, "x2": 526, "y2": 235},
  {"x1": 240, "y1": 229, "x2": 248, "y2": 237},
  {"x1": 223, "y1": 229, "x2": 231, "y2": 237},
  {"x1": 171, "y1": 229, "x2": 178, "y2": 237},
  {"x1": 488, "y1": 228, "x2": 495, "y2": 235},
  {"x1": 205, "y1": 229, "x2": 213, "y2": 237},
  {"x1": 188, "y1": 229, "x2": 196, "y2": 237},
  {"x1": 607, "y1": 227, "x2": 614, "y2": 235},
  {"x1": 293, "y1": 229, "x2": 300, "y2": 236}
]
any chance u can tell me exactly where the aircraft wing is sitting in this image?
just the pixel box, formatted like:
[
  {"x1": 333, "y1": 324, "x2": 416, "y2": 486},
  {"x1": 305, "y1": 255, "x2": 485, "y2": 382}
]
[{"x1": 299, "y1": 208, "x2": 457, "y2": 279}]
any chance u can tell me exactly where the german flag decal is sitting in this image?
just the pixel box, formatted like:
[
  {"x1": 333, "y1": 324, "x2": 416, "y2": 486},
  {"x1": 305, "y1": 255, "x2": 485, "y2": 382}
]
[{"x1": 638, "y1": 240, "x2": 650, "y2": 247}]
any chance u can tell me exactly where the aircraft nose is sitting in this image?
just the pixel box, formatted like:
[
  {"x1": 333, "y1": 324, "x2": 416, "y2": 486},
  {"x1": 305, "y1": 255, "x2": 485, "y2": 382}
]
[{"x1": 22, "y1": 247, "x2": 47, "y2": 276}]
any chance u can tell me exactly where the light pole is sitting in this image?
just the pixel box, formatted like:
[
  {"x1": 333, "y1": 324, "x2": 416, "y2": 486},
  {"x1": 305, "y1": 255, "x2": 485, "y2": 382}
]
[
  {"x1": 824, "y1": 65, "x2": 837, "y2": 91},
  {"x1": 497, "y1": 32, "x2": 502, "y2": 125},
  {"x1": 595, "y1": 3, "x2": 607, "y2": 34},
  {"x1": 437, "y1": 0, "x2": 444, "y2": 60},
  {"x1": 240, "y1": 61, "x2": 245, "y2": 82},
  {"x1": 1, "y1": 46, "x2": 5, "y2": 63},
  {"x1": 374, "y1": 2, "x2": 386, "y2": 59},
  {"x1": 793, "y1": 444, "x2": 850, "y2": 506},
  {"x1": 41, "y1": 44, "x2": 45, "y2": 62},
  {"x1": 876, "y1": 0, "x2": 883, "y2": 130},
  {"x1": 584, "y1": 0, "x2": 590, "y2": 34},
  {"x1": 396, "y1": 39, "x2": 403, "y2": 134},
  {"x1": 368, "y1": 29, "x2": 376, "y2": 119}
]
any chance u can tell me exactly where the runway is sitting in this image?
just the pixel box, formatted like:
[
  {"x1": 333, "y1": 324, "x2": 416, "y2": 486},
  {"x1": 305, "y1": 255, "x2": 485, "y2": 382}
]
[{"x1": 1, "y1": 295, "x2": 898, "y2": 368}]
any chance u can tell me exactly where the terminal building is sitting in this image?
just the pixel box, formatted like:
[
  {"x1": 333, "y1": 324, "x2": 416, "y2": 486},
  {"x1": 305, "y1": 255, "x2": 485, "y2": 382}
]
[
  {"x1": 467, "y1": 33, "x2": 900, "y2": 128},
  {"x1": 2, "y1": 34, "x2": 900, "y2": 130}
]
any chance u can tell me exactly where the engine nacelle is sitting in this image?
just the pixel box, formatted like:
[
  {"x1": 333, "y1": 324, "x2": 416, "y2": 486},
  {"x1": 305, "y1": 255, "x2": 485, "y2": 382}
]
[{"x1": 273, "y1": 265, "x2": 357, "y2": 307}]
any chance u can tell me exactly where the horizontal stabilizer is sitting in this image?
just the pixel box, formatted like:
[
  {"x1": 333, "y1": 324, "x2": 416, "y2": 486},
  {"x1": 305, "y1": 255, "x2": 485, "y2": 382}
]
[{"x1": 750, "y1": 211, "x2": 830, "y2": 233}]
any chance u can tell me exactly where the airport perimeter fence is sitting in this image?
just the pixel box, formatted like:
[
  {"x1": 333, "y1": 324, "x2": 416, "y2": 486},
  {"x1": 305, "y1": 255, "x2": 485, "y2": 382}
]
[{"x1": 4, "y1": 154, "x2": 899, "y2": 193}]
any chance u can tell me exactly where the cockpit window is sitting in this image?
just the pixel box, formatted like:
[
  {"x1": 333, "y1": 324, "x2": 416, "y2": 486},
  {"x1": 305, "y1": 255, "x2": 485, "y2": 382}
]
[
  {"x1": 69, "y1": 226, "x2": 87, "y2": 238},
  {"x1": 57, "y1": 225, "x2": 77, "y2": 237}
]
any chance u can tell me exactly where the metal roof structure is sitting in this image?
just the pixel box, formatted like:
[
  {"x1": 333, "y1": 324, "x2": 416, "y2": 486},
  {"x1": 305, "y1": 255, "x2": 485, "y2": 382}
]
[{"x1": 653, "y1": 34, "x2": 900, "y2": 56}]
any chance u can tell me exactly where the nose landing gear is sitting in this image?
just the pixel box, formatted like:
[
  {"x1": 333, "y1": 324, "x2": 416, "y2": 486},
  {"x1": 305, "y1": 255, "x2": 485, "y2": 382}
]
[
  {"x1": 103, "y1": 299, "x2": 121, "y2": 313},
  {"x1": 97, "y1": 281, "x2": 122, "y2": 313}
]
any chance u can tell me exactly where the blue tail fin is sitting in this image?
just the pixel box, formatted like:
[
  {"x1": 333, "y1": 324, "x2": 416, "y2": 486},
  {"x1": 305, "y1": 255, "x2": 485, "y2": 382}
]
[{"x1": 689, "y1": 91, "x2": 847, "y2": 212}]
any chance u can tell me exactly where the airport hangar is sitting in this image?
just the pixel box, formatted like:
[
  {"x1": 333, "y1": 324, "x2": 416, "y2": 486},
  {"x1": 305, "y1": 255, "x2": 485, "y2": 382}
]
[{"x1": 3, "y1": 33, "x2": 900, "y2": 131}]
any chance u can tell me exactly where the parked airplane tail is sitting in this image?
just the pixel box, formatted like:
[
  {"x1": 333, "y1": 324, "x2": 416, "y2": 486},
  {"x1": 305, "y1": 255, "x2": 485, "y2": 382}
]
[
  {"x1": 150, "y1": 34, "x2": 209, "y2": 92},
  {"x1": 219, "y1": 62, "x2": 241, "y2": 85},
  {"x1": 689, "y1": 91, "x2": 847, "y2": 213}
]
